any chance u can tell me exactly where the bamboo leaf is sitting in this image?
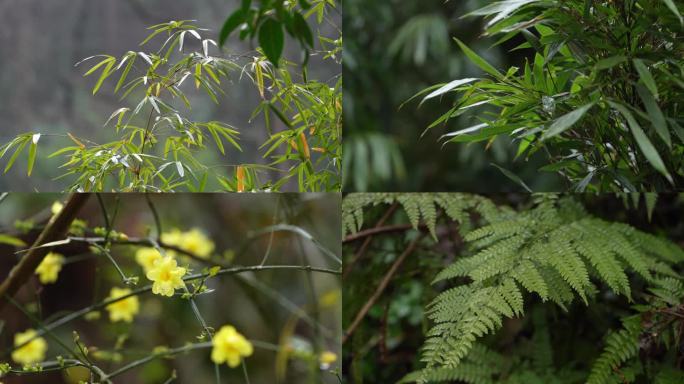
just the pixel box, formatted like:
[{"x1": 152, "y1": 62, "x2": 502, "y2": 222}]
[
  {"x1": 422, "y1": 78, "x2": 479, "y2": 102},
  {"x1": 636, "y1": 84, "x2": 670, "y2": 148},
  {"x1": 608, "y1": 101, "x2": 672, "y2": 183},
  {"x1": 4, "y1": 137, "x2": 29, "y2": 174},
  {"x1": 466, "y1": 0, "x2": 540, "y2": 26},
  {"x1": 454, "y1": 38, "x2": 503, "y2": 79},
  {"x1": 207, "y1": 125, "x2": 225, "y2": 155},
  {"x1": 27, "y1": 140, "x2": 37, "y2": 176},
  {"x1": 259, "y1": 18, "x2": 285, "y2": 67},
  {"x1": 633, "y1": 59, "x2": 659, "y2": 99},
  {"x1": 83, "y1": 56, "x2": 114, "y2": 77},
  {"x1": 115, "y1": 55, "x2": 136, "y2": 93},
  {"x1": 92, "y1": 60, "x2": 115, "y2": 95},
  {"x1": 491, "y1": 163, "x2": 533, "y2": 192},
  {"x1": 595, "y1": 55, "x2": 626, "y2": 70},
  {"x1": 661, "y1": 0, "x2": 683, "y2": 24},
  {"x1": 219, "y1": 9, "x2": 246, "y2": 47},
  {"x1": 176, "y1": 161, "x2": 185, "y2": 178},
  {"x1": 542, "y1": 102, "x2": 595, "y2": 140}
]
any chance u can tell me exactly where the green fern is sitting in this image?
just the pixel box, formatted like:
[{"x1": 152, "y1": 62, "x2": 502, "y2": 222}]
[
  {"x1": 587, "y1": 316, "x2": 642, "y2": 384},
  {"x1": 412, "y1": 196, "x2": 684, "y2": 382},
  {"x1": 399, "y1": 344, "x2": 506, "y2": 384},
  {"x1": 342, "y1": 193, "x2": 497, "y2": 239}
]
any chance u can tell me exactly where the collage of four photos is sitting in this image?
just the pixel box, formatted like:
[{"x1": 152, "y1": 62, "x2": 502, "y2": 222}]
[{"x1": 1, "y1": 0, "x2": 683, "y2": 383}]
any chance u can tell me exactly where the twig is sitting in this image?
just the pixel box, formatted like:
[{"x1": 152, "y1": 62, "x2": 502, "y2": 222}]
[
  {"x1": 4, "y1": 264, "x2": 340, "y2": 356},
  {"x1": 0, "y1": 194, "x2": 90, "y2": 310},
  {"x1": 343, "y1": 224, "x2": 423, "y2": 243},
  {"x1": 343, "y1": 204, "x2": 398, "y2": 279},
  {"x1": 342, "y1": 234, "x2": 425, "y2": 344},
  {"x1": 145, "y1": 193, "x2": 162, "y2": 238},
  {"x1": 103, "y1": 339, "x2": 278, "y2": 380}
]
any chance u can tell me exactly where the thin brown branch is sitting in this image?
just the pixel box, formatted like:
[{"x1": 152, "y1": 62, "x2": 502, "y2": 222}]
[
  {"x1": 342, "y1": 233, "x2": 425, "y2": 344},
  {"x1": 343, "y1": 223, "x2": 425, "y2": 243},
  {"x1": 0, "y1": 194, "x2": 90, "y2": 310},
  {"x1": 342, "y1": 203, "x2": 398, "y2": 279}
]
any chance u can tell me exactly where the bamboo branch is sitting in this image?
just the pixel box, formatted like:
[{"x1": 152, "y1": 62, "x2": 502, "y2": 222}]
[{"x1": 0, "y1": 193, "x2": 90, "y2": 311}]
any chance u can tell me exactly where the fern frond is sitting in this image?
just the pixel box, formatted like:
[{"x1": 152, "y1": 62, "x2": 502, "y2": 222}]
[
  {"x1": 417, "y1": 197, "x2": 684, "y2": 378},
  {"x1": 587, "y1": 316, "x2": 641, "y2": 384},
  {"x1": 572, "y1": 221, "x2": 631, "y2": 299},
  {"x1": 418, "y1": 194, "x2": 438, "y2": 239},
  {"x1": 511, "y1": 260, "x2": 549, "y2": 301},
  {"x1": 342, "y1": 193, "x2": 499, "y2": 239},
  {"x1": 400, "y1": 344, "x2": 505, "y2": 384},
  {"x1": 397, "y1": 194, "x2": 421, "y2": 231}
]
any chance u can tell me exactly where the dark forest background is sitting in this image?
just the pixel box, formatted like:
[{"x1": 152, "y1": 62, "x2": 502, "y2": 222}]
[{"x1": 344, "y1": 0, "x2": 563, "y2": 192}]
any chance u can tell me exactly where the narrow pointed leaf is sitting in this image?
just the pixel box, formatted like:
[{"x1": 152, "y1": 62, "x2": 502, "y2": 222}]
[
  {"x1": 27, "y1": 141, "x2": 37, "y2": 176},
  {"x1": 454, "y1": 38, "x2": 503, "y2": 79},
  {"x1": 542, "y1": 102, "x2": 595, "y2": 139},
  {"x1": 219, "y1": 9, "x2": 246, "y2": 47},
  {"x1": 422, "y1": 78, "x2": 478, "y2": 102},
  {"x1": 491, "y1": 163, "x2": 532, "y2": 192},
  {"x1": 633, "y1": 59, "x2": 659, "y2": 99},
  {"x1": 609, "y1": 101, "x2": 672, "y2": 183},
  {"x1": 636, "y1": 84, "x2": 670, "y2": 148},
  {"x1": 259, "y1": 18, "x2": 284, "y2": 66}
]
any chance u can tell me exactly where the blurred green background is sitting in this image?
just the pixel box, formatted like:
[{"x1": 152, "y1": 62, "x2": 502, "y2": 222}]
[
  {"x1": 0, "y1": 193, "x2": 341, "y2": 383},
  {"x1": 0, "y1": 0, "x2": 339, "y2": 191},
  {"x1": 344, "y1": 0, "x2": 563, "y2": 192}
]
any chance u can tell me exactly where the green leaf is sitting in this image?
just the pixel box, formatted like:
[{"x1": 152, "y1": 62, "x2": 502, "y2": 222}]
[
  {"x1": 454, "y1": 38, "x2": 503, "y2": 79},
  {"x1": 661, "y1": 0, "x2": 683, "y2": 24},
  {"x1": 608, "y1": 101, "x2": 672, "y2": 183},
  {"x1": 636, "y1": 84, "x2": 670, "y2": 148},
  {"x1": 27, "y1": 138, "x2": 38, "y2": 177},
  {"x1": 539, "y1": 160, "x2": 577, "y2": 172},
  {"x1": 466, "y1": 0, "x2": 539, "y2": 26},
  {"x1": 292, "y1": 12, "x2": 314, "y2": 48},
  {"x1": 594, "y1": 55, "x2": 626, "y2": 70},
  {"x1": 92, "y1": 60, "x2": 115, "y2": 95},
  {"x1": 422, "y1": 78, "x2": 478, "y2": 102},
  {"x1": 115, "y1": 55, "x2": 136, "y2": 93},
  {"x1": 140, "y1": 26, "x2": 168, "y2": 46},
  {"x1": 219, "y1": 9, "x2": 246, "y2": 47},
  {"x1": 83, "y1": 56, "x2": 114, "y2": 77},
  {"x1": 259, "y1": 18, "x2": 285, "y2": 67},
  {"x1": 4, "y1": 138, "x2": 28, "y2": 174},
  {"x1": 542, "y1": 102, "x2": 595, "y2": 140},
  {"x1": 0, "y1": 234, "x2": 26, "y2": 247},
  {"x1": 633, "y1": 59, "x2": 659, "y2": 99},
  {"x1": 644, "y1": 193, "x2": 657, "y2": 222},
  {"x1": 176, "y1": 161, "x2": 185, "y2": 178},
  {"x1": 491, "y1": 163, "x2": 532, "y2": 192},
  {"x1": 207, "y1": 125, "x2": 225, "y2": 155}
]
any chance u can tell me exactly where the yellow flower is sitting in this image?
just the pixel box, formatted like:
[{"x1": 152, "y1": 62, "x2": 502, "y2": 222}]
[
  {"x1": 161, "y1": 228, "x2": 214, "y2": 259},
  {"x1": 51, "y1": 201, "x2": 64, "y2": 215},
  {"x1": 211, "y1": 325, "x2": 253, "y2": 368},
  {"x1": 135, "y1": 247, "x2": 163, "y2": 272},
  {"x1": 160, "y1": 229, "x2": 184, "y2": 247},
  {"x1": 11, "y1": 329, "x2": 47, "y2": 365},
  {"x1": 105, "y1": 287, "x2": 140, "y2": 323},
  {"x1": 180, "y1": 228, "x2": 214, "y2": 258},
  {"x1": 319, "y1": 351, "x2": 337, "y2": 369},
  {"x1": 146, "y1": 256, "x2": 186, "y2": 297},
  {"x1": 35, "y1": 252, "x2": 64, "y2": 284}
]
